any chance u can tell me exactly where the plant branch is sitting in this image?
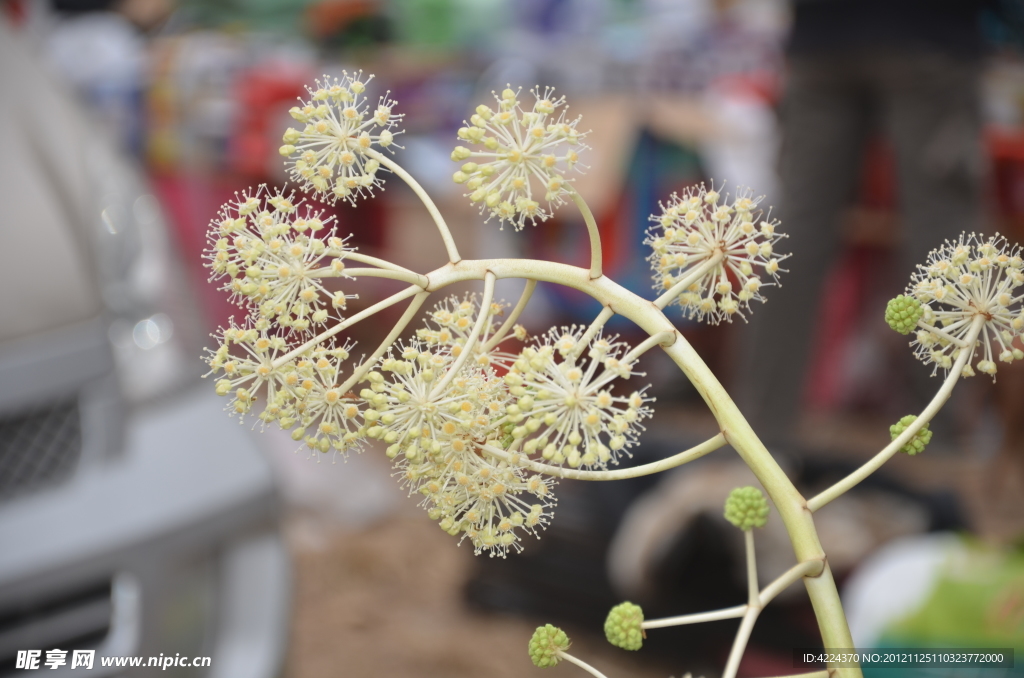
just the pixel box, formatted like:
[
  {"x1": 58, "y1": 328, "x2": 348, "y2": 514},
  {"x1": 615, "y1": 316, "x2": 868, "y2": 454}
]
[
  {"x1": 642, "y1": 558, "x2": 821, "y2": 632},
  {"x1": 654, "y1": 250, "x2": 725, "y2": 310},
  {"x1": 337, "y1": 291, "x2": 431, "y2": 394},
  {"x1": 344, "y1": 251, "x2": 420, "y2": 275},
  {"x1": 366, "y1": 148, "x2": 462, "y2": 264},
  {"x1": 571, "y1": 306, "x2": 615, "y2": 359},
  {"x1": 807, "y1": 314, "x2": 985, "y2": 512},
  {"x1": 557, "y1": 651, "x2": 609, "y2": 678},
  {"x1": 723, "y1": 608, "x2": 760, "y2": 678},
  {"x1": 642, "y1": 605, "x2": 747, "y2": 630},
  {"x1": 270, "y1": 285, "x2": 421, "y2": 369},
  {"x1": 569, "y1": 189, "x2": 603, "y2": 280},
  {"x1": 745, "y1": 529, "x2": 759, "y2": 607},
  {"x1": 482, "y1": 279, "x2": 536, "y2": 352},
  {"x1": 916, "y1": 320, "x2": 969, "y2": 348},
  {"x1": 326, "y1": 267, "x2": 428, "y2": 287},
  {"x1": 622, "y1": 330, "x2": 676, "y2": 364},
  {"x1": 430, "y1": 271, "x2": 496, "y2": 397},
  {"x1": 480, "y1": 433, "x2": 726, "y2": 481},
  {"x1": 759, "y1": 559, "x2": 822, "y2": 607}
]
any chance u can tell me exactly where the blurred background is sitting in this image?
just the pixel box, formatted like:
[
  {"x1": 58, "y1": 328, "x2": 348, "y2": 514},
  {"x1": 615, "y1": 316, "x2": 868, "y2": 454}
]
[{"x1": 1, "y1": 0, "x2": 1024, "y2": 676}]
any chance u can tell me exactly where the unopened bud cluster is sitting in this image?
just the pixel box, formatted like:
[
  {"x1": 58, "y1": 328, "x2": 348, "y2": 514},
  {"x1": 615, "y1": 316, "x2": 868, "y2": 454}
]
[
  {"x1": 724, "y1": 486, "x2": 770, "y2": 530},
  {"x1": 889, "y1": 415, "x2": 932, "y2": 455},
  {"x1": 528, "y1": 625, "x2": 570, "y2": 668},
  {"x1": 604, "y1": 601, "x2": 645, "y2": 651}
]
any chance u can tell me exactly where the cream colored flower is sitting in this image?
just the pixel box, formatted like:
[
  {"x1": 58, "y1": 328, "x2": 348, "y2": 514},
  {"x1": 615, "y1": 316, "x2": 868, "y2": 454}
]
[
  {"x1": 907, "y1": 232, "x2": 1024, "y2": 377},
  {"x1": 204, "y1": 185, "x2": 357, "y2": 332},
  {"x1": 279, "y1": 71, "x2": 402, "y2": 204},
  {"x1": 451, "y1": 86, "x2": 588, "y2": 230},
  {"x1": 504, "y1": 327, "x2": 654, "y2": 470},
  {"x1": 646, "y1": 184, "x2": 788, "y2": 324}
]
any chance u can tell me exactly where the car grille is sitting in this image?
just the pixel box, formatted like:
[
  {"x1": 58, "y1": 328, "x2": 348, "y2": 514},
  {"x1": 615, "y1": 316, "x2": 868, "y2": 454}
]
[
  {"x1": 0, "y1": 398, "x2": 81, "y2": 501},
  {"x1": 0, "y1": 579, "x2": 112, "y2": 676}
]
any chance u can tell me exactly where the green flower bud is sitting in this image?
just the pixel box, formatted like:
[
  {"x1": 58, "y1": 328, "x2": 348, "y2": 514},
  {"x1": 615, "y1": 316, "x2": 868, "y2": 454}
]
[
  {"x1": 604, "y1": 602, "x2": 645, "y2": 651},
  {"x1": 885, "y1": 295, "x2": 924, "y2": 335},
  {"x1": 528, "y1": 624, "x2": 569, "y2": 668},
  {"x1": 724, "y1": 486, "x2": 770, "y2": 530},
  {"x1": 890, "y1": 414, "x2": 932, "y2": 455}
]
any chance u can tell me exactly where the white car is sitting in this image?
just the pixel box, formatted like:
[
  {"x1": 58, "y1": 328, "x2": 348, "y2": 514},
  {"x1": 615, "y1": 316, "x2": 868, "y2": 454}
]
[{"x1": 0, "y1": 15, "x2": 290, "y2": 677}]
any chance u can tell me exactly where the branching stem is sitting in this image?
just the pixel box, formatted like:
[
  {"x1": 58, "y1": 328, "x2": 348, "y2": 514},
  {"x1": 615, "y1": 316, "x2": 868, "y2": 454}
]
[
  {"x1": 480, "y1": 433, "x2": 726, "y2": 481},
  {"x1": 654, "y1": 250, "x2": 725, "y2": 310},
  {"x1": 571, "y1": 306, "x2": 615, "y2": 359},
  {"x1": 430, "y1": 271, "x2": 496, "y2": 397},
  {"x1": 807, "y1": 314, "x2": 985, "y2": 512},
  {"x1": 270, "y1": 285, "x2": 421, "y2": 369},
  {"x1": 366, "y1": 149, "x2": 462, "y2": 264},
  {"x1": 482, "y1": 279, "x2": 536, "y2": 352},
  {"x1": 337, "y1": 291, "x2": 430, "y2": 394},
  {"x1": 344, "y1": 251, "x2": 419, "y2": 275},
  {"x1": 622, "y1": 330, "x2": 676, "y2": 364},
  {"x1": 327, "y1": 267, "x2": 429, "y2": 287},
  {"x1": 557, "y1": 651, "x2": 609, "y2": 678},
  {"x1": 569, "y1": 189, "x2": 603, "y2": 280}
]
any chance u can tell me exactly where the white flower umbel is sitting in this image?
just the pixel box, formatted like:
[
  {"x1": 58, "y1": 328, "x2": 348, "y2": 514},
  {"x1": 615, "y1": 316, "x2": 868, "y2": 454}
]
[
  {"x1": 207, "y1": 317, "x2": 292, "y2": 416},
  {"x1": 646, "y1": 184, "x2": 788, "y2": 324},
  {"x1": 451, "y1": 86, "x2": 588, "y2": 230},
  {"x1": 285, "y1": 343, "x2": 368, "y2": 455},
  {"x1": 204, "y1": 186, "x2": 357, "y2": 332},
  {"x1": 365, "y1": 342, "x2": 555, "y2": 556},
  {"x1": 416, "y1": 294, "x2": 527, "y2": 368},
  {"x1": 207, "y1": 318, "x2": 367, "y2": 456},
  {"x1": 280, "y1": 71, "x2": 403, "y2": 204},
  {"x1": 909, "y1": 232, "x2": 1024, "y2": 377},
  {"x1": 504, "y1": 327, "x2": 654, "y2": 470}
]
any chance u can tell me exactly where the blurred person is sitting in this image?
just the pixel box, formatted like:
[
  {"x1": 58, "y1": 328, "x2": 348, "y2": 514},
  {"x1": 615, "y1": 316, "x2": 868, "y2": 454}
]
[{"x1": 743, "y1": 0, "x2": 991, "y2": 448}]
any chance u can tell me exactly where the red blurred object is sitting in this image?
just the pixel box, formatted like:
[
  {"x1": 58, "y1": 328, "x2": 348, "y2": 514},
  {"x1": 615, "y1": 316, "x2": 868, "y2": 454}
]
[{"x1": 230, "y1": 65, "x2": 311, "y2": 178}]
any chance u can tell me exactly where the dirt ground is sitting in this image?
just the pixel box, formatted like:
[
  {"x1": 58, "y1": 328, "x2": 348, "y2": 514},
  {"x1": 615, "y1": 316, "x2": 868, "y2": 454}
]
[
  {"x1": 281, "y1": 510, "x2": 681, "y2": 678},
  {"x1": 278, "y1": 403, "x2": 1024, "y2": 678}
]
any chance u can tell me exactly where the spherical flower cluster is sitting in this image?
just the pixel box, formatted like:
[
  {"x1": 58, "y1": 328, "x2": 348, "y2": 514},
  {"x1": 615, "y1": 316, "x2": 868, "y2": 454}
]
[
  {"x1": 646, "y1": 184, "x2": 788, "y2": 324},
  {"x1": 279, "y1": 72, "x2": 403, "y2": 204},
  {"x1": 723, "y1": 486, "x2": 770, "y2": 530},
  {"x1": 504, "y1": 327, "x2": 654, "y2": 470},
  {"x1": 204, "y1": 186, "x2": 357, "y2": 332},
  {"x1": 889, "y1": 415, "x2": 932, "y2": 456},
  {"x1": 451, "y1": 86, "x2": 588, "y2": 231},
  {"x1": 206, "y1": 319, "x2": 367, "y2": 455},
  {"x1": 363, "y1": 342, "x2": 554, "y2": 557},
  {"x1": 604, "y1": 602, "x2": 645, "y2": 651},
  {"x1": 906, "y1": 233, "x2": 1024, "y2": 378},
  {"x1": 416, "y1": 294, "x2": 526, "y2": 368},
  {"x1": 885, "y1": 295, "x2": 924, "y2": 335},
  {"x1": 528, "y1": 624, "x2": 570, "y2": 668}
]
